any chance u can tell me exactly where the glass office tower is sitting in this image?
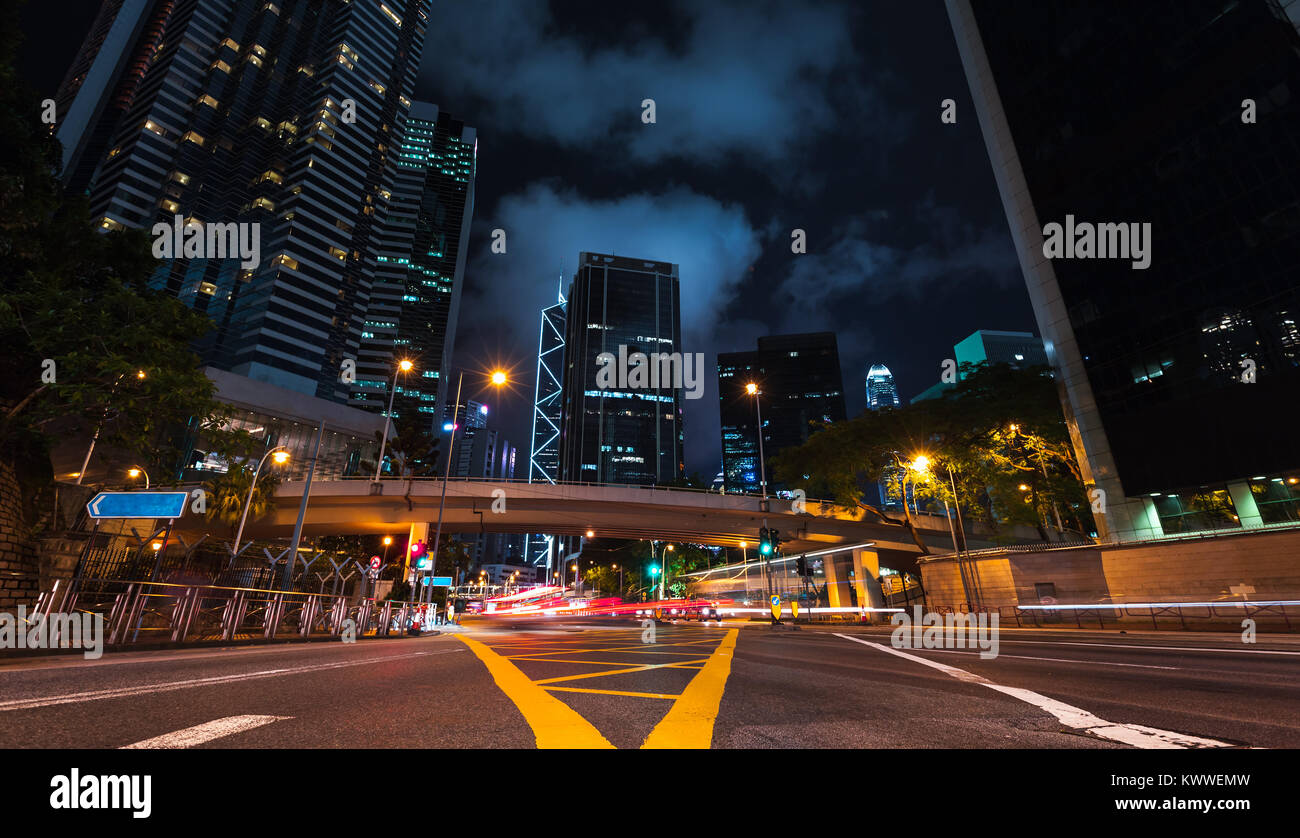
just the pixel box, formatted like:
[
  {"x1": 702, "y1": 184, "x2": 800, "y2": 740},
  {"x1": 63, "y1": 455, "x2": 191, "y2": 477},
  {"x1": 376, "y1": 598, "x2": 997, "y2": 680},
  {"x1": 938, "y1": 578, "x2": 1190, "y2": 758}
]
[
  {"x1": 865, "y1": 364, "x2": 900, "y2": 410},
  {"x1": 948, "y1": 0, "x2": 1300, "y2": 538},
  {"x1": 718, "y1": 333, "x2": 847, "y2": 494},
  {"x1": 558, "y1": 252, "x2": 685, "y2": 485},
  {"x1": 61, "y1": 0, "x2": 434, "y2": 404},
  {"x1": 353, "y1": 103, "x2": 476, "y2": 425}
]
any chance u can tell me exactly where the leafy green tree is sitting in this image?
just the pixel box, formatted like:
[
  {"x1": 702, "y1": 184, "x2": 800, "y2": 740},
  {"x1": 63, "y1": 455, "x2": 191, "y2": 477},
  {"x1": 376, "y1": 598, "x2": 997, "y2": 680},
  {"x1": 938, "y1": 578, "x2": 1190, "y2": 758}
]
[
  {"x1": 0, "y1": 18, "x2": 238, "y2": 565},
  {"x1": 435, "y1": 537, "x2": 470, "y2": 583},
  {"x1": 202, "y1": 458, "x2": 284, "y2": 537},
  {"x1": 773, "y1": 363, "x2": 1093, "y2": 546}
]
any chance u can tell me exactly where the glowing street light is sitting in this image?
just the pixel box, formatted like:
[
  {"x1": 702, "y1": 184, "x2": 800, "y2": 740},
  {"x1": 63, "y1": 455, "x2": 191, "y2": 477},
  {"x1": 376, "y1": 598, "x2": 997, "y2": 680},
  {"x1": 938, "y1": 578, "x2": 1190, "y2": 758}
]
[
  {"x1": 912, "y1": 451, "x2": 969, "y2": 603},
  {"x1": 428, "y1": 365, "x2": 514, "y2": 607},
  {"x1": 76, "y1": 369, "x2": 147, "y2": 485},
  {"x1": 232, "y1": 446, "x2": 289, "y2": 560},
  {"x1": 126, "y1": 466, "x2": 150, "y2": 490},
  {"x1": 374, "y1": 359, "x2": 414, "y2": 481},
  {"x1": 744, "y1": 382, "x2": 768, "y2": 508}
]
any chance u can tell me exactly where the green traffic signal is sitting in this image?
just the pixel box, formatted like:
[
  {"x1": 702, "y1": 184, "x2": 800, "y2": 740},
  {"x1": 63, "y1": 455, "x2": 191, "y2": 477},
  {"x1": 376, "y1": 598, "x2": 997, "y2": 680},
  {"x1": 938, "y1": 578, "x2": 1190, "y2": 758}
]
[{"x1": 650, "y1": 566, "x2": 660, "y2": 575}]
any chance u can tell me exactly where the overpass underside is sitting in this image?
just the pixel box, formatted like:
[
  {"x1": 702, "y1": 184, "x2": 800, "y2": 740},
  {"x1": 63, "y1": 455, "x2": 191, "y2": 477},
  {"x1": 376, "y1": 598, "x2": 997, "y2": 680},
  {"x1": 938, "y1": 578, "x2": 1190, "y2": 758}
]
[{"x1": 222, "y1": 479, "x2": 950, "y2": 555}]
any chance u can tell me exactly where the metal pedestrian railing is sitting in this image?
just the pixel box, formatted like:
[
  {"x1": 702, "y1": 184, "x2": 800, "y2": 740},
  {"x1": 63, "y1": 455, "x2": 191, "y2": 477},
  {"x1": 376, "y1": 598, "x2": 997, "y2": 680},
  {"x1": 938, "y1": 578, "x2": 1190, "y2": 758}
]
[{"x1": 30, "y1": 578, "x2": 448, "y2": 648}]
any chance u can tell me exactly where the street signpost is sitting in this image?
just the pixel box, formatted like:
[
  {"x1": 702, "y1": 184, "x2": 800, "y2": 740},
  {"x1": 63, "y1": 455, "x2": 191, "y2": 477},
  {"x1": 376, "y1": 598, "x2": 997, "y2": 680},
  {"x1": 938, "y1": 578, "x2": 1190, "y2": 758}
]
[
  {"x1": 86, "y1": 491, "x2": 188, "y2": 520},
  {"x1": 85, "y1": 491, "x2": 189, "y2": 643},
  {"x1": 770, "y1": 594, "x2": 781, "y2": 621}
]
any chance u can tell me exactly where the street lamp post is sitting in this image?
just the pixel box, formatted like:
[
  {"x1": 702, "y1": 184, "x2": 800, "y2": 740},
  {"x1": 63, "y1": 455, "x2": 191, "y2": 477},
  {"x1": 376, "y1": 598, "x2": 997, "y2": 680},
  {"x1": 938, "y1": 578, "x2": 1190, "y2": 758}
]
[
  {"x1": 655, "y1": 543, "x2": 673, "y2": 600},
  {"x1": 912, "y1": 454, "x2": 971, "y2": 606},
  {"x1": 374, "y1": 360, "x2": 413, "y2": 481},
  {"x1": 428, "y1": 368, "x2": 508, "y2": 605},
  {"x1": 740, "y1": 541, "x2": 749, "y2": 599},
  {"x1": 76, "y1": 369, "x2": 145, "y2": 484},
  {"x1": 232, "y1": 446, "x2": 289, "y2": 561},
  {"x1": 745, "y1": 383, "x2": 768, "y2": 509},
  {"x1": 126, "y1": 466, "x2": 150, "y2": 490}
]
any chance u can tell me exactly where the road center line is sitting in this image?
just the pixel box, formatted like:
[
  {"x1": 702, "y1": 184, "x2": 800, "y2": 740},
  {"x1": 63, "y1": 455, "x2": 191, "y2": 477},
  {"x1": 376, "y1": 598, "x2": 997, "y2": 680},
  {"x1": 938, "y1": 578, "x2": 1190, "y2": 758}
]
[
  {"x1": 0, "y1": 648, "x2": 462, "y2": 712},
  {"x1": 120, "y1": 715, "x2": 291, "y2": 749},
  {"x1": 834, "y1": 634, "x2": 1233, "y2": 749},
  {"x1": 642, "y1": 629, "x2": 739, "y2": 749},
  {"x1": 456, "y1": 635, "x2": 614, "y2": 749}
]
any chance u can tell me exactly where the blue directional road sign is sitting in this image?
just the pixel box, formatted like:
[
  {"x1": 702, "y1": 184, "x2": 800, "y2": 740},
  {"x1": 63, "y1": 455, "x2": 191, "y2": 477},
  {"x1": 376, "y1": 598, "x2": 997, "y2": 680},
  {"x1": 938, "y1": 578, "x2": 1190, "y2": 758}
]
[
  {"x1": 428, "y1": 576, "x2": 453, "y2": 587},
  {"x1": 86, "y1": 491, "x2": 188, "y2": 520}
]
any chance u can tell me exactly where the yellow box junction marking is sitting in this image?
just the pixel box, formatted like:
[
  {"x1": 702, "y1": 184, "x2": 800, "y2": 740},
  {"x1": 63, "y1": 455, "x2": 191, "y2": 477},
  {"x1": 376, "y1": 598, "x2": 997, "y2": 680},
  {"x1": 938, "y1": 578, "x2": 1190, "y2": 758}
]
[
  {"x1": 460, "y1": 627, "x2": 739, "y2": 749},
  {"x1": 456, "y1": 634, "x2": 614, "y2": 749},
  {"x1": 641, "y1": 629, "x2": 739, "y2": 749}
]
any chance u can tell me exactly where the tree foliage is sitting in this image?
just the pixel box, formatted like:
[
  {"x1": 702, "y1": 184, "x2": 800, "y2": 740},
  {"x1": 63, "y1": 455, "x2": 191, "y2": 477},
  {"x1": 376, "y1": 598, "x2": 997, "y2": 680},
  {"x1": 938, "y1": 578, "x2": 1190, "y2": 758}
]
[
  {"x1": 0, "y1": 14, "x2": 240, "y2": 547},
  {"x1": 773, "y1": 363, "x2": 1094, "y2": 542}
]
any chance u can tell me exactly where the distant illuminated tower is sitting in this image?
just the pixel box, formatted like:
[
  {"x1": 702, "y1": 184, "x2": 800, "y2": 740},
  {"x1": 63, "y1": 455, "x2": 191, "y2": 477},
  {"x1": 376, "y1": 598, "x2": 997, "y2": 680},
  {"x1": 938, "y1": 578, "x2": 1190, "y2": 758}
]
[{"x1": 865, "y1": 364, "x2": 900, "y2": 410}]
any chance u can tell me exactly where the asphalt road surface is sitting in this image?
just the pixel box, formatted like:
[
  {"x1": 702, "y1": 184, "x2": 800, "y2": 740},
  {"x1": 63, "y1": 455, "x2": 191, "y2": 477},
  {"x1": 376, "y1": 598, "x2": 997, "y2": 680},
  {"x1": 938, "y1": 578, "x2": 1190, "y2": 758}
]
[{"x1": 1, "y1": 619, "x2": 1296, "y2": 749}]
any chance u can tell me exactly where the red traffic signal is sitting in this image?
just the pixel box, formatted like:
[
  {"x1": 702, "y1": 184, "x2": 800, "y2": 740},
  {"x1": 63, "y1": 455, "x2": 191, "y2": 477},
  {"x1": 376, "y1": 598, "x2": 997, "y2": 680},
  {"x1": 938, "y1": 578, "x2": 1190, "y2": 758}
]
[{"x1": 409, "y1": 540, "x2": 426, "y2": 558}]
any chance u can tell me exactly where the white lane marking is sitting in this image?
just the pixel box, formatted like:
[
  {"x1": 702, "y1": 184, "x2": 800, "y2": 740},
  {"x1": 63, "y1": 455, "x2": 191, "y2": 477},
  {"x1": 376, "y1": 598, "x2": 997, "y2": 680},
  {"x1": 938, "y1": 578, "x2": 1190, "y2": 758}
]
[
  {"x1": 0, "y1": 648, "x2": 464, "y2": 712},
  {"x1": 1003, "y1": 640, "x2": 1300, "y2": 656},
  {"x1": 0, "y1": 634, "x2": 450, "y2": 674},
  {"x1": 848, "y1": 632, "x2": 1300, "y2": 657},
  {"x1": 121, "y1": 715, "x2": 291, "y2": 749},
  {"x1": 834, "y1": 634, "x2": 1234, "y2": 749},
  {"x1": 922, "y1": 649, "x2": 1180, "y2": 670}
]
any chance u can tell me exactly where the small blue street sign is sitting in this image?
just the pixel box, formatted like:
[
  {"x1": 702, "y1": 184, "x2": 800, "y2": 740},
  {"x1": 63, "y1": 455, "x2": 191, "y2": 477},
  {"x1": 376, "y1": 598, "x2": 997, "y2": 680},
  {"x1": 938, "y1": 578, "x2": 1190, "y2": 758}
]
[
  {"x1": 429, "y1": 576, "x2": 453, "y2": 587},
  {"x1": 770, "y1": 595, "x2": 781, "y2": 606},
  {"x1": 86, "y1": 491, "x2": 188, "y2": 520}
]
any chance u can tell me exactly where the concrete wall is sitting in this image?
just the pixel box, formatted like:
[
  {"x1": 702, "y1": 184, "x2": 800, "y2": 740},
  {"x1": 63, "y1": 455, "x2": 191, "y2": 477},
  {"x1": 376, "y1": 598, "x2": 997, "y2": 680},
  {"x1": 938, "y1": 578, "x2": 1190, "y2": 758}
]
[{"x1": 919, "y1": 528, "x2": 1300, "y2": 607}]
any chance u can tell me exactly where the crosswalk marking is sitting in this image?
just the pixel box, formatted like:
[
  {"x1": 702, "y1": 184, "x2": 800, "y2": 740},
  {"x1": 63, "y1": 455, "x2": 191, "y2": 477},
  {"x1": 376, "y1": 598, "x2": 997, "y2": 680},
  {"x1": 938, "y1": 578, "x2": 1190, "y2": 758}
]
[{"x1": 121, "y1": 715, "x2": 291, "y2": 749}]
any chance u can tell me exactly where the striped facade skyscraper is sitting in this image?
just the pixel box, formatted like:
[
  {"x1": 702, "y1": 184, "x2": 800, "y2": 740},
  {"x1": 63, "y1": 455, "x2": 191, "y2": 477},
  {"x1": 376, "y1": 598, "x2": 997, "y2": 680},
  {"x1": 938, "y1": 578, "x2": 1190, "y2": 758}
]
[{"x1": 55, "y1": 0, "x2": 472, "y2": 427}]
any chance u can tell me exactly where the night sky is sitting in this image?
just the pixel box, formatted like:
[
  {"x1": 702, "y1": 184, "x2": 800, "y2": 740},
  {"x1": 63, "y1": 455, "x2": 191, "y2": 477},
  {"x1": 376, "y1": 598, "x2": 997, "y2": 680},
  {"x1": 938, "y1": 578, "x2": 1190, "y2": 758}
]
[{"x1": 17, "y1": 0, "x2": 1037, "y2": 479}]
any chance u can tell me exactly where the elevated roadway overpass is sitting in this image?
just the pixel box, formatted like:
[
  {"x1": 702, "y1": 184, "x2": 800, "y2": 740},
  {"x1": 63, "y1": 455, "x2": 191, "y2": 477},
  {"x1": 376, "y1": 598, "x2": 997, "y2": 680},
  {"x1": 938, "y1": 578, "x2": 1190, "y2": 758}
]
[{"x1": 238, "y1": 477, "x2": 954, "y2": 556}]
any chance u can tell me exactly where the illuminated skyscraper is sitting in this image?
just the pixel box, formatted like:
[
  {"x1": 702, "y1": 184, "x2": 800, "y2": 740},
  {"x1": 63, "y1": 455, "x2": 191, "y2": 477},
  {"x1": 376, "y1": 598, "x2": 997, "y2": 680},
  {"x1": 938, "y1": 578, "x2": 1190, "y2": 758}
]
[
  {"x1": 558, "y1": 252, "x2": 684, "y2": 485},
  {"x1": 528, "y1": 277, "x2": 566, "y2": 569},
  {"x1": 353, "y1": 104, "x2": 476, "y2": 427},
  {"x1": 59, "y1": 0, "x2": 443, "y2": 410},
  {"x1": 718, "y1": 333, "x2": 846, "y2": 493},
  {"x1": 865, "y1": 364, "x2": 900, "y2": 410}
]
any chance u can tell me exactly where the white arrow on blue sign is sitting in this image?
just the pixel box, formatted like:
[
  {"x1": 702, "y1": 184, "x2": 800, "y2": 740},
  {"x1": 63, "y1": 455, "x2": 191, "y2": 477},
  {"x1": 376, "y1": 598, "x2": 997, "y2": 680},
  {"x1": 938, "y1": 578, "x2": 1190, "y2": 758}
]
[{"x1": 86, "y1": 491, "x2": 189, "y2": 520}]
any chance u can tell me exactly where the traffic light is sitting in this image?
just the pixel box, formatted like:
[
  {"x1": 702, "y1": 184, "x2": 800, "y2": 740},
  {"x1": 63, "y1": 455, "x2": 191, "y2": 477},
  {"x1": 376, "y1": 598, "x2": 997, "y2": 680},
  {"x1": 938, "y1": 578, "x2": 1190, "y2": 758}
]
[
  {"x1": 410, "y1": 540, "x2": 429, "y2": 569},
  {"x1": 759, "y1": 527, "x2": 773, "y2": 556},
  {"x1": 650, "y1": 566, "x2": 660, "y2": 576},
  {"x1": 796, "y1": 556, "x2": 809, "y2": 576}
]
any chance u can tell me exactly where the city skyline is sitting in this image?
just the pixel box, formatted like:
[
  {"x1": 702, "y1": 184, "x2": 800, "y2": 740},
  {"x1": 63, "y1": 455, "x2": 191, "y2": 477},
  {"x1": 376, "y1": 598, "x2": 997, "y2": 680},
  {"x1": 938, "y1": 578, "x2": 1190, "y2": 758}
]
[{"x1": 14, "y1": 1, "x2": 1039, "y2": 480}]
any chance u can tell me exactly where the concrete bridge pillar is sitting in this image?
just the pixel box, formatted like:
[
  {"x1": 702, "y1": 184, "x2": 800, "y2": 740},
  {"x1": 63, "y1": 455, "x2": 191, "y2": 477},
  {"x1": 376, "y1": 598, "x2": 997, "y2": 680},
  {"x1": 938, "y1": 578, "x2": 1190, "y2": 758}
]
[{"x1": 852, "y1": 547, "x2": 885, "y2": 621}]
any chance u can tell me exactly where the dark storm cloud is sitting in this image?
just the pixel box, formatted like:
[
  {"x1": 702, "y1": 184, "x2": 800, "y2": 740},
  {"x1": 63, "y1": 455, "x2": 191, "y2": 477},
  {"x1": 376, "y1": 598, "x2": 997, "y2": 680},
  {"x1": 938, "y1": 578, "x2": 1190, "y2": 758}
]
[
  {"x1": 419, "y1": 0, "x2": 863, "y2": 165},
  {"x1": 774, "y1": 201, "x2": 1019, "y2": 335},
  {"x1": 775, "y1": 201, "x2": 1021, "y2": 364},
  {"x1": 425, "y1": 1, "x2": 1031, "y2": 475}
]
